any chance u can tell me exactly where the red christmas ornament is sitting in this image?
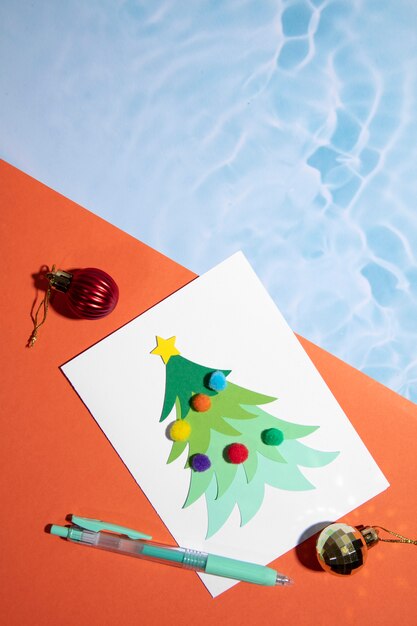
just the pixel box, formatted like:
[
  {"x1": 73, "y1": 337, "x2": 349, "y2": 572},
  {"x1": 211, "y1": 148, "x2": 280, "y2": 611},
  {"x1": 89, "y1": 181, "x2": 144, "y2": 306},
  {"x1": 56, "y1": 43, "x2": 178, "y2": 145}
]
[
  {"x1": 28, "y1": 265, "x2": 119, "y2": 347},
  {"x1": 48, "y1": 267, "x2": 119, "y2": 319},
  {"x1": 225, "y1": 443, "x2": 249, "y2": 464}
]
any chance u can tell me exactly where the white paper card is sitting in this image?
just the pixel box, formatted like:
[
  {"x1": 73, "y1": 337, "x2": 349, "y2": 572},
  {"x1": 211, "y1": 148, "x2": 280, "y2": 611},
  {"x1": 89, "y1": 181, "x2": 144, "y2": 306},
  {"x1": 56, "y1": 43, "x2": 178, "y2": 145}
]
[{"x1": 61, "y1": 252, "x2": 389, "y2": 596}]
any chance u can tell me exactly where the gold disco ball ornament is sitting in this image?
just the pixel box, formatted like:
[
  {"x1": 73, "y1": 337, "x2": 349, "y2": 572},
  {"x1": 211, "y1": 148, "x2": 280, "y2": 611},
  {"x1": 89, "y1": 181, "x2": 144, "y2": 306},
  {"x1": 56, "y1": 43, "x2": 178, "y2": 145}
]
[{"x1": 316, "y1": 523, "x2": 379, "y2": 576}]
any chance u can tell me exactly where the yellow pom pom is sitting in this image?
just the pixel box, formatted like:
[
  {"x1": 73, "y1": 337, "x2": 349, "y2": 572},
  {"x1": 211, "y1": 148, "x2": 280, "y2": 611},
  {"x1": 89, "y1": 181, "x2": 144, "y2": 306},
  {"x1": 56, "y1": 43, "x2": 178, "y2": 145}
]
[{"x1": 170, "y1": 420, "x2": 191, "y2": 441}]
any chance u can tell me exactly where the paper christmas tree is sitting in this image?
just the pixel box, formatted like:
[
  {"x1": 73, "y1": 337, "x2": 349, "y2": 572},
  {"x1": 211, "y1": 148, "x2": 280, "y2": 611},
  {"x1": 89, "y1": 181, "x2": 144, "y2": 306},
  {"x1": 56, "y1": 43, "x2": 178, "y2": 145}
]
[{"x1": 152, "y1": 336, "x2": 339, "y2": 538}]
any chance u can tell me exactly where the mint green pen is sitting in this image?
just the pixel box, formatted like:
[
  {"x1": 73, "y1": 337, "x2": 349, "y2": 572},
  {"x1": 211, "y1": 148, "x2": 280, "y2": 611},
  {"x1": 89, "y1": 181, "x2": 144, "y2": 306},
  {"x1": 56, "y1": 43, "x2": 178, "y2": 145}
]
[{"x1": 49, "y1": 515, "x2": 293, "y2": 587}]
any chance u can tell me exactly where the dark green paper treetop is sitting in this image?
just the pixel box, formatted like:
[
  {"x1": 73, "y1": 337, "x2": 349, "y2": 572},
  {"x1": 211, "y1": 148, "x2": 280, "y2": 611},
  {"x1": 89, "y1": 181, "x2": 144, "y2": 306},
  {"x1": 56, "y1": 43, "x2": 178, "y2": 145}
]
[{"x1": 152, "y1": 336, "x2": 339, "y2": 538}]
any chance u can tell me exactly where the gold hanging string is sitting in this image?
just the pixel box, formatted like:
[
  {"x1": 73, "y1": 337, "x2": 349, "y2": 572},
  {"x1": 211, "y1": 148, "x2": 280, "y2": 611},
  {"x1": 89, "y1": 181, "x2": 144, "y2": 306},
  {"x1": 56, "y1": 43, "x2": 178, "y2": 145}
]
[
  {"x1": 27, "y1": 265, "x2": 55, "y2": 348},
  {"x1": 373, "y1": 526, "x2": 417, "y2": 545}
]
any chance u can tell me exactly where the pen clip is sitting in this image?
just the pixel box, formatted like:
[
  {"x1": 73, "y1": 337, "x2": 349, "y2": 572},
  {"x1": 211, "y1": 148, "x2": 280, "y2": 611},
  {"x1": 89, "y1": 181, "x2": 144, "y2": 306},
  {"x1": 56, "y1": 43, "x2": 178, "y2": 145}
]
[{"x1": 71, "y1": 515, "x2": 153, "y2": 540}]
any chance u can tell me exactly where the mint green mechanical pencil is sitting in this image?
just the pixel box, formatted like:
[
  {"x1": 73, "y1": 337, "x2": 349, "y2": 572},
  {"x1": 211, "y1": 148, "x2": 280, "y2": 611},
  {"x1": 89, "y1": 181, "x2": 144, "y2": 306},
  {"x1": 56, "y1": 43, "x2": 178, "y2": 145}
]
[{"x1": 49, "y1": 515, "x2": 293, "y2": 587}]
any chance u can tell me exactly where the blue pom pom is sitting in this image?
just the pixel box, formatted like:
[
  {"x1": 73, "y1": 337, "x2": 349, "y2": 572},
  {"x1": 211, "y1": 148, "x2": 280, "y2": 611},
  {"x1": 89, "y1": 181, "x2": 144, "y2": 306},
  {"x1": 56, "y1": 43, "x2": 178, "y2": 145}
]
[{"x1": 207, "y1": 370, "x2": 227, "y2": 392}]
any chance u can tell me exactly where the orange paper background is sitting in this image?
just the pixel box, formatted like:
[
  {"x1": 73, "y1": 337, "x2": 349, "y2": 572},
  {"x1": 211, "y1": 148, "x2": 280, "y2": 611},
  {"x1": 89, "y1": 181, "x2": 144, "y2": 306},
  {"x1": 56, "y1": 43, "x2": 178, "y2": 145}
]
[{"x1": 1, "y1": 160, "x2": 416, "y2": 625}]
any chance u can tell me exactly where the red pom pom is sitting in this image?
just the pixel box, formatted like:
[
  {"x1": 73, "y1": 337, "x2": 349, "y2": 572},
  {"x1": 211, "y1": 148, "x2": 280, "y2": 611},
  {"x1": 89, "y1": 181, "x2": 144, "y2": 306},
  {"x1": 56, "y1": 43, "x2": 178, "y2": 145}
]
[
  {"x1": 190, "y1": 393, "x2": 211, "y2": 412},
  {"x1": 225, "y1": 443, "x2": 249, "y2": 464}
]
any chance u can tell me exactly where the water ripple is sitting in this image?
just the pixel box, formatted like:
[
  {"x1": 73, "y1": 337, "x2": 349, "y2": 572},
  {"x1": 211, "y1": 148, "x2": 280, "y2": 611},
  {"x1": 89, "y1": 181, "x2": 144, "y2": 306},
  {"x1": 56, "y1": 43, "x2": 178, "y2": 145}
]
[{"x1": 1, "y1": 0, "x2": 417, "y2": 401}]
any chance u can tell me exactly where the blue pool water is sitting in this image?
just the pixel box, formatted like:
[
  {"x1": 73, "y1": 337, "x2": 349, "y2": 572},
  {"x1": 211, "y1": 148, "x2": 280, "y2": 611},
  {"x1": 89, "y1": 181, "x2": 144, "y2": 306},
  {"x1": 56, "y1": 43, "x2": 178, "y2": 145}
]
[{"x1": 1, "y1": 0, "x2": 417, "y2": 401}]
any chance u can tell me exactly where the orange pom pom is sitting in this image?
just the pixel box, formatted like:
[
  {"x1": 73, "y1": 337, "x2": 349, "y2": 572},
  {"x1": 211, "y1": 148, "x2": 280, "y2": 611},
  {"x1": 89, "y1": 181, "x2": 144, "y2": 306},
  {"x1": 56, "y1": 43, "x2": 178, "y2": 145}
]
[{"x1": 190, "y1": 393, "x2": 211, "y2": 412}]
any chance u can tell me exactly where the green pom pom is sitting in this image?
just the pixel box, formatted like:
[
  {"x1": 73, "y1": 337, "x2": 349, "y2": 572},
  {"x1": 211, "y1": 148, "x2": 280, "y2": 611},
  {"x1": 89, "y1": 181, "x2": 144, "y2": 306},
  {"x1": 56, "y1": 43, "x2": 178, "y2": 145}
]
[{"x1": 261, "y1": 428, "x2": 284, "y2": 446}]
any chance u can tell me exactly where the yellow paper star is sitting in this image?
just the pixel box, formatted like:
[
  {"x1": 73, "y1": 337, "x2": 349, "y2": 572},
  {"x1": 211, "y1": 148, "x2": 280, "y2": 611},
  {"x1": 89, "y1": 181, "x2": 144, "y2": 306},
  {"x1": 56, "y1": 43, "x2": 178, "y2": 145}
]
[{"x1": 150, "y1": 336, "x2": 180, "y2": 364}]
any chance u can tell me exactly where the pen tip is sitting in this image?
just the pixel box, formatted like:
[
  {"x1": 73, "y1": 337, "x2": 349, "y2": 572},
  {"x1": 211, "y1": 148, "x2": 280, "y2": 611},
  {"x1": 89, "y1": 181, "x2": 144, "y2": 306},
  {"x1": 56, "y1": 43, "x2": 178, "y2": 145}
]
[{"x1": 275, "y1": 575, "x2": 293, "y2": 586}]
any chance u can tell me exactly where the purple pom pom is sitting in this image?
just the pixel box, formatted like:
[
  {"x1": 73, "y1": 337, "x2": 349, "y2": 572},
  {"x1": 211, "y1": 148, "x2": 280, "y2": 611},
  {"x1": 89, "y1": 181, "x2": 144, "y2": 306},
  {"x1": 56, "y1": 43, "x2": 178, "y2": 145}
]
[{"x1": 190, "y1": 453, "x2": 211, "y2": 472}]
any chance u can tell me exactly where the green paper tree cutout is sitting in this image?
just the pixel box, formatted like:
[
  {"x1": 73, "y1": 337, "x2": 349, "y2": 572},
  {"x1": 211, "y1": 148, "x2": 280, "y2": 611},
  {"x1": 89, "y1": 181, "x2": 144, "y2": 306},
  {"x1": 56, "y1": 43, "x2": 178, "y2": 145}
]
[{"x1": 152, "y1": 336, "x2": 339, "y2": 538}]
